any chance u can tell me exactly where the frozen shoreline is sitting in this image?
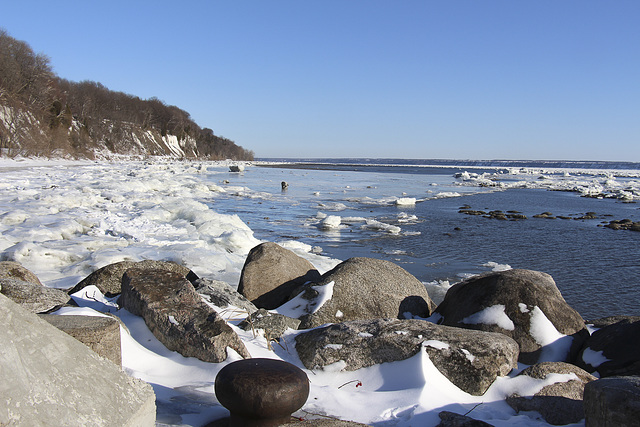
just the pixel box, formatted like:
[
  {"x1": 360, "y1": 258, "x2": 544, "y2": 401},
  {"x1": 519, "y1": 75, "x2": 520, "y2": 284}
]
[{"x1": 1, "y1": 156, "x2": 638, "y2": 426}]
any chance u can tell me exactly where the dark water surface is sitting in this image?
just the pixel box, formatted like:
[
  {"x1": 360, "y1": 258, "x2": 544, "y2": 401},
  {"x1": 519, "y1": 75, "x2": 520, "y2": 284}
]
[{"x1": 219, "y1": 163, "x2": 639, "y2": 320}]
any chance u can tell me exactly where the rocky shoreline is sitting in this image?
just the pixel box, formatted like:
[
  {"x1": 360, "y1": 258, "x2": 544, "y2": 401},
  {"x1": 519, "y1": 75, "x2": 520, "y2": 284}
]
[{"x1": 1, "y1": 243, "x2": 639, "y2": 426}]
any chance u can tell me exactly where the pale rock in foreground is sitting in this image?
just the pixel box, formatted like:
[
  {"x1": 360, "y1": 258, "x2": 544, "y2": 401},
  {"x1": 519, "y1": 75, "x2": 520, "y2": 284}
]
[
  {"x1": 295, "y1": 318, "x2": 519, "y2": 395},
  {"x1": 0, "y1": 293, "x2": 155, "y2": 426}
]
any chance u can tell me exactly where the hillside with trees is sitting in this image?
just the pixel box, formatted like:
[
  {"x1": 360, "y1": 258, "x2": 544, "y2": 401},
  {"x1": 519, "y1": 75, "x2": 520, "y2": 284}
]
[{"x1": 0, "y1": 29, "x2": 254, "y2": 160}]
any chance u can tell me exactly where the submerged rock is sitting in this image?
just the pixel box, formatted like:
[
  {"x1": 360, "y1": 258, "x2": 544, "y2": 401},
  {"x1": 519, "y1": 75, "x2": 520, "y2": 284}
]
[
  {"x1": 435, "y1": 269, "x2": 587, "y2": 365},
  {"x1": 238, "y1": 308, "x2": 300, "y2": 340},
  {"x1": 295, "y1": 318, "x2": 519, "y2": 396}
]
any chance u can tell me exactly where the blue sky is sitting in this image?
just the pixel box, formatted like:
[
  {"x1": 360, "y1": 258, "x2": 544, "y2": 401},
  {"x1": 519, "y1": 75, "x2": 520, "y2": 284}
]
[{"x1": 3, "y1": 1, "x2": 639, "y2": 161}]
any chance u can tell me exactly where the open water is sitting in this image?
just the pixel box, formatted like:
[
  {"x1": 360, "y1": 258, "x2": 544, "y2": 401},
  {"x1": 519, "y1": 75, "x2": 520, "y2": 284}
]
[{"x1": 211, "y1": 159, "x2": 640, "y2": 320}]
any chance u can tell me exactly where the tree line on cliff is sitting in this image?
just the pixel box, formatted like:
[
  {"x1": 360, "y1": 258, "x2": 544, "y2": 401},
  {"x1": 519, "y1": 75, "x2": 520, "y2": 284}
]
[{"x1": 0, "y1": 29, "x2": 254, "y2": 160}]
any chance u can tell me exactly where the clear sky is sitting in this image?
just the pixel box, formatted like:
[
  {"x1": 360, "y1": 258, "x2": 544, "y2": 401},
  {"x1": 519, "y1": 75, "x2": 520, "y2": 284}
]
[{"x1": 2, "y1": 1, "x2": 639, "y2": 161}]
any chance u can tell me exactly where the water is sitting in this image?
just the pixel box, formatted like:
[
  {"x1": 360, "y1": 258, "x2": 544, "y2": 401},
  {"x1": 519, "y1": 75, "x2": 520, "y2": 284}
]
[{"x1": 211, "y1": 159, "x2": 640, "y2": 320}]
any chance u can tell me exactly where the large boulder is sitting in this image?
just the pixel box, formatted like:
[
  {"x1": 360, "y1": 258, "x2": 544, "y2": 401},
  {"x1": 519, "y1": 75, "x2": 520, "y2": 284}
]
[
  {"x1": 583, "y1": 376, "x2": 640, "y2": 427},
  {"x1": 238, "y1": 242, "x2": 321, "y2": 309},
  {"x1": 435, "y1": 269, "x2": 587, "y2": 365},
  {"x1": 119, "y1": 268, "x2": 249, "y2": 362},
  {"x1": 290, "y1": 257, "x2": 434, "y2": 329},
  {"x1": 0, "y1": 260, "x2": 43, "y2": 285},
  {"x1": 506, "y1": 362, "x2": 596, "y2": 425},
  {"x1": 68, "y1": 260, "x2": 197, "y2": 297},
  {"x1": 0, "y1": 278, "x2": 74, "y2": 313},
  {"x1": 576, "y1": 318, "x2": 640, "y2": 377},
  {"x1": 0, "y1": 293, "x2": 156, "y2": 426},
  {"x1": 295, "y1": 318, "x2": 519, "y2": 396},
  {"x1": 194, "y1": 277, "x2": 257, "y2": 314}
]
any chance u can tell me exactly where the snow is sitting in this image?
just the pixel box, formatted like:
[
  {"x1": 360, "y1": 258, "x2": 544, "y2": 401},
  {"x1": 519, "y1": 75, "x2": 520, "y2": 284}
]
[
  {"x1": 528, "y1": 306, "x2": 574, "y2": 362},
  {"x1": 581, "y1": 347, "x2": 610, "y2": 368},
  {"x1": 0, "y1": 157, "x2": 610, "y2": 426},
  {"x1": 462, "y1": 305, "x2": 516, "y2": 331},
  {"x1": 273, "y1": 281, "x2": 335, "y2": 318}
]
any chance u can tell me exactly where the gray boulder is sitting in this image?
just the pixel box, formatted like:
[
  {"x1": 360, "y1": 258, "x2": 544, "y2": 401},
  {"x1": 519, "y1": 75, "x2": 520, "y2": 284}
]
[
  {"x1": 194, "y1": 277, "x2": 257, "y2": 314},
  {"x1": 119, "y1": 268, "x2": 249, "y2": 362},
  {"x1": 293, "y1": 257, "x2": 435, "y2": 329},
  {"x1": 238, "y1": 242, "x2": 321, "y2": 309},
  {"x1": 576, "y1": 318, "x2": 640, "y2": 377},
  {"x1": 0, "y1": 278, "x2": 74, "y2": 313},
  {"x1": 0, "y1": 260, "x2": 43, "y2": 285},
  {"x1": 0, "y1": 293, "x2": 156, "y2": 426},
  {"x1": 68, "y1": 260, "x2": 198, "y2": 297},
  {"x1": 584, "y1": 376, "x2": 640, "y2": 427},
  {"x1": 39, "y1": 314, "x2": 122, "y2": 366},
  {"x1": 506, "y1": 362, "x2": 596, "y2": 425},
  {"x1": 295, "y1": 318, "x2": 519, "y2": 396},
  {"x1": 435, "y1": 269, "x2": 587, "y2": 365},
  {"x1": 238, "y1": 308, "x2": 301, "y2": 340}
]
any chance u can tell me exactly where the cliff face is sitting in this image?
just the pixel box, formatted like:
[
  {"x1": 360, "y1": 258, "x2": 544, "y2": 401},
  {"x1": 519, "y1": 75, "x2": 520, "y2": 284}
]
[
  {"x1": 0, "y1": 104, "x2": 205, "y2": 159},
  {"x1": 0, "y1": 29, "x2": 253, "y2": 160}
]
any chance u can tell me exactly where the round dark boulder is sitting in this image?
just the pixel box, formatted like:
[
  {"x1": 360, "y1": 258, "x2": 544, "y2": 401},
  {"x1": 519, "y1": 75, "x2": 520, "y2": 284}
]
[
  {"x1": 576, "y1": 318, "x2": 640, "y2": 377},
  {"x1": 435, "y1": 269, "x2": 587, "y2": 365},
  {"x1": 215, "y1": 358, "x2": 309, "y2": 426}
]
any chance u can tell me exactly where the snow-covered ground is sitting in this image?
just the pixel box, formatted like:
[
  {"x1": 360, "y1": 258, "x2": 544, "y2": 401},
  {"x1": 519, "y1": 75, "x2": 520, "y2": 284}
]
[{"x1": 1, "y1": 156, "x2": 620, "y2": 426}]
